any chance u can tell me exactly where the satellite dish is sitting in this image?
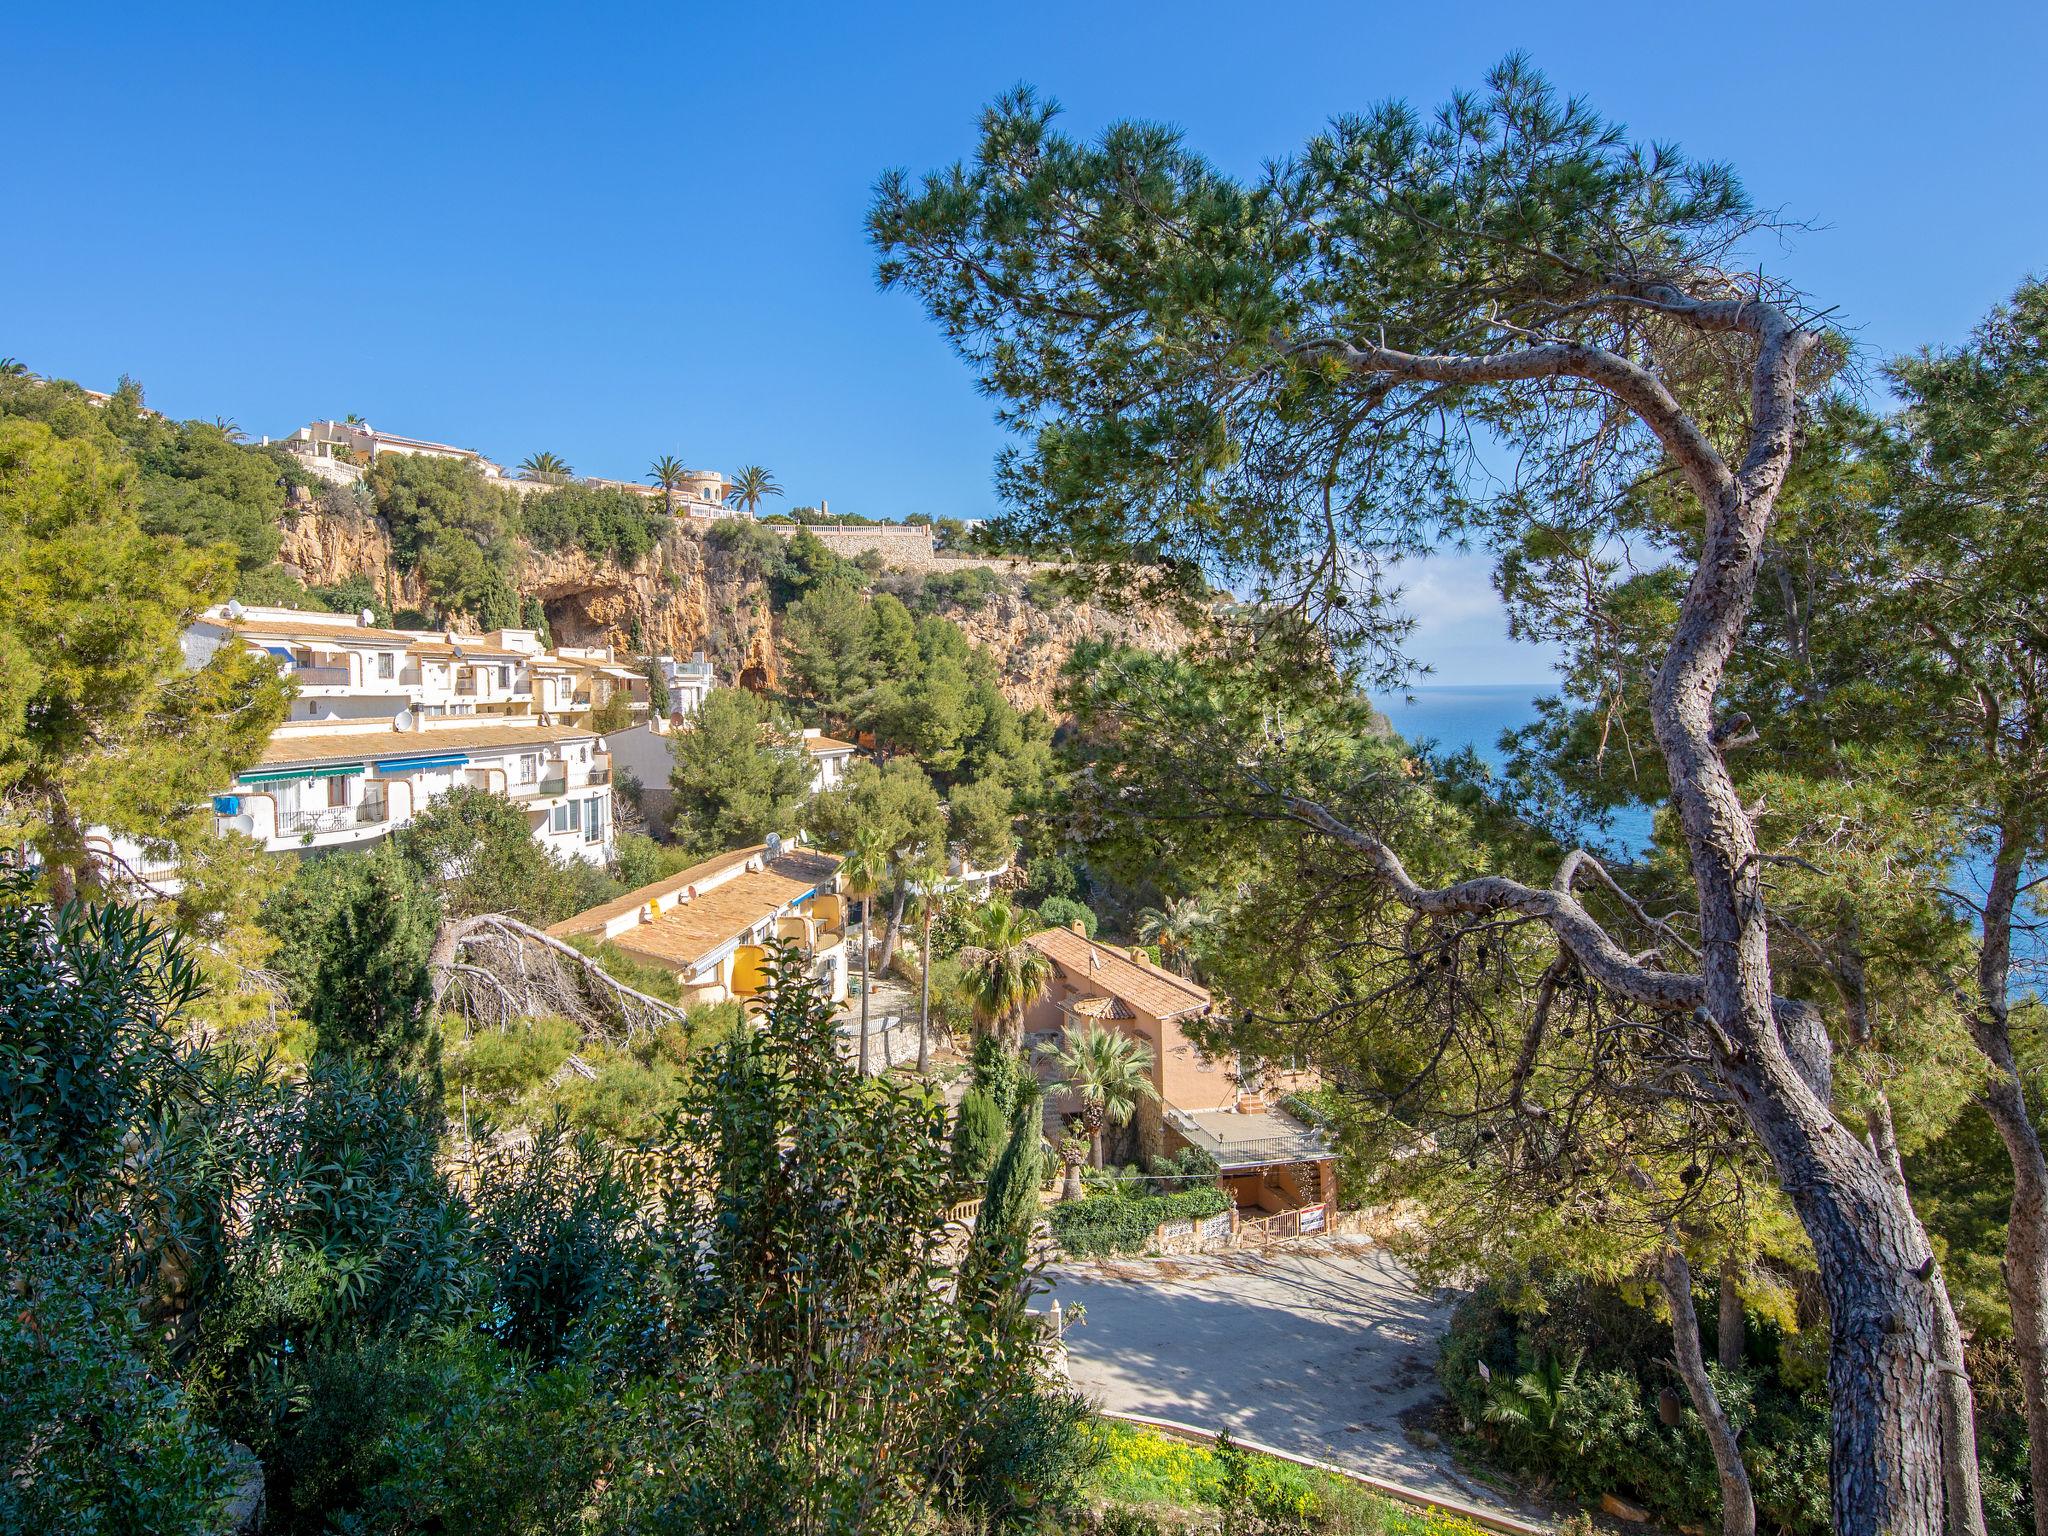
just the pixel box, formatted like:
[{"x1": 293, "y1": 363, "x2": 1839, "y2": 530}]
[
  {"x1": 394, "y1": 708, "x2": 415, "y2": 731},
  {"x1": 225, "y1": 599, "x2": 246, "y2": 620},
  {"x1": 765, "y1": 832, "x2": 783, "y2": 859},
  {"x1": 359, "y1": 608, "x2": 375, "y2": 626}
]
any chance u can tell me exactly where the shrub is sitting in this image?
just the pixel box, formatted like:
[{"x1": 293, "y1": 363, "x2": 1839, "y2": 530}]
[
  {"x1": 951, "y1": 1087, "x2": 1007, "y2": 1191},
  {"x1": 1146, "y1": 1144, "x2": 1221, "y2": 1195},
  {"x1": 446, "y1": 1015, "x2": 581, "y2": 1117},
  {"x1": 969, "y1": 1032, "x2": 1029, "y2": 1116},
  {"x1": 0, "y1": 1179, "x2": 233, "y2": 1536},
  {"x1": 1048, "y1": 1186, "x2": 1230, "y2": 1257},
  {"x1": 1038, "y1": 894, "x2": 1097, "y2": 938}
]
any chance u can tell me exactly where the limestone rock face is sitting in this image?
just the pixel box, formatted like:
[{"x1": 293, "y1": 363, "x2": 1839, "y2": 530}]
[{"x1": 272, "y1": 512, "x2": 1181, "y2": 712}]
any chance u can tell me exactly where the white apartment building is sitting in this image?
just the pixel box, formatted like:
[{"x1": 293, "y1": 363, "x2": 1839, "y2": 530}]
[
  {"x1": 193, "y1": 604, "x2": 618, "y2": 863},
  {"x1": 267, "y1": 418, "x2": 741, "y2": 515}
]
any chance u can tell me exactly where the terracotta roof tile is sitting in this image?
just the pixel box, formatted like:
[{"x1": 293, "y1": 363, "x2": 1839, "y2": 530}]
[
  {"x1": 550, "y1": 847, "x2": 843, "y2": 973},
  {"x1": 257, "y1": 720, "x2": 596, "y2": 768},
  {"x1": 1027, "y1": 927, "x2": 1210, "y2": 1020}
]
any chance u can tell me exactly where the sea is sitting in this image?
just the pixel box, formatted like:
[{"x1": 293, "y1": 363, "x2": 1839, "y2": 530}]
[{"x1": 1370, "y1": 683, "x2": 1655, "y2": 856}]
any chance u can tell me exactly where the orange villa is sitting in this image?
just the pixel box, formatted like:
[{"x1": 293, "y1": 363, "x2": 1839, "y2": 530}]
[{"x1": 1021, "y1": 925, "x2": 1336, "y2": 1219}]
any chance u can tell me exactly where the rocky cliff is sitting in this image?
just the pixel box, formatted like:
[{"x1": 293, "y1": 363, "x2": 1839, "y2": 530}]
[{"x1": 274, "y1": 510, "x2": 1185, "y2": 714}]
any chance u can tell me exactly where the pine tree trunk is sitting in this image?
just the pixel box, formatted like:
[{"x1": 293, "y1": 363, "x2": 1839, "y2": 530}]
[
  {"x1": 1658, "y1": 1244, "x2": 1756, "y2": 1536},
  {"x1": 1653, "y1": 456, "x2": 1946, "y2": 1536},
  {"x1": 1718, "y1": 1258, "x2": 1745, "y2": 1371},
  {"x1": 1970, "y1": 840, "x2": 2048, "y2": 1536}
]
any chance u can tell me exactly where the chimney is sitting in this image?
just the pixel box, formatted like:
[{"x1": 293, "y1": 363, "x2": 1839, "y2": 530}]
[{"x1": 1069, "y1": 919, "x2": 1087, "y2": 936}]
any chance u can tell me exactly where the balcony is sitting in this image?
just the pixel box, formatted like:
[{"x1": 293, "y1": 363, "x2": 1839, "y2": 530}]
[
  {"x1": 291, "y1": 664, "x2": 353, "y2": 689},
  {"x1": 278, "y1": 802, "x2": 385, "y2": 838}
]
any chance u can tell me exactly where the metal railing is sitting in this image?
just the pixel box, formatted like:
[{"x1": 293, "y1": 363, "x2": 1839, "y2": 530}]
[
  {"x1": 291, "y1": 664, "x2": 352, "y2": 688},
  {"x1": 278, "y1": 805, "x2": 371, "y2": 837}
]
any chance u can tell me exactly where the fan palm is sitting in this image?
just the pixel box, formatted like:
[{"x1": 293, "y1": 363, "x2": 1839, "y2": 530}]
[
  {"x1": 646, "y1": 454, "x2": 687, "y2": 513},
  {"x1": 839, "y1": 829, "x2": 891, "y2": 1074},
  {"x1": 954, "y1": 898, "x2": 1051, "y2": 1050},
  {"x1": 519, "y1": 450, "x2": 574, "y2": 485},
  {"x1": 730, "y1": 464, "x2": 784, "y2": 516},
  {"x1": 1040, "y1": 1023, "x2": 1158, "y2": 1169},
  {"x1": 1136, "y1": 895, "x2": 1218, "y2": 979}
]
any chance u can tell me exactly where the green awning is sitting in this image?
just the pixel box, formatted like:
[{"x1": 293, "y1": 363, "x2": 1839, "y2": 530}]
[{"x1": 237, "y1": 763, "x2": 364, "y2": 785}]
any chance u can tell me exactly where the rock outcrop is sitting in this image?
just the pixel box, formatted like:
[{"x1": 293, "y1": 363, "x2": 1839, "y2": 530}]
[{"x1": 273, "y1": 509, "x2": 1184, "y2": 713}]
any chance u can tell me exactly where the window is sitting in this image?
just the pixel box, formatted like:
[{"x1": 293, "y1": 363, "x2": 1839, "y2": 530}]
[
  {"x1": 498, "y1": 664, "x2": 511, "y2": 688},
  {"x1": 583, "y1": 795, "x2": 605, "y2": 843},
  {"x1": 376, "y1": 652, "x2": 395, "y2": 680},
  {"x1": 551, "y1": 799, "x2": 581, "y2": 835},
  {"x1": 326, "y1": 775, "x2": 350, "y2": 809},
  {"x1": 517, "y1": 753, "x2": 537, "y2": 785}
]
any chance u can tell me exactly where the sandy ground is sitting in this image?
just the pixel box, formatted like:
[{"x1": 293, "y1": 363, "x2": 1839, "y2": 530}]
[{"x1": 1045, "y1": 1238, "x2": 1538, "y2": 1519}]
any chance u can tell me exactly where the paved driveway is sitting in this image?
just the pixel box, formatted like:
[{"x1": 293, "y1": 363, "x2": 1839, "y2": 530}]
[{"x1": 1046, "y1": 1238, "x2": 1520, "y2": 1515}]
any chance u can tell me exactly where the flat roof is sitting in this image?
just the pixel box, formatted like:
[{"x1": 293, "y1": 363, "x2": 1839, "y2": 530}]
[
  {"x1": 256, "y1": 720, "x2": 596, "y2": 768},
  {"x1": 804, "y1": 734, "x2": 858, "y2": 754}
]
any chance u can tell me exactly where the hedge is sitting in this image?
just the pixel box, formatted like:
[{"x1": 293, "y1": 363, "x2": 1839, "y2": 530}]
[{"x1": 1048, "y1": 1185, "x2": 1230, "y2": 1257}]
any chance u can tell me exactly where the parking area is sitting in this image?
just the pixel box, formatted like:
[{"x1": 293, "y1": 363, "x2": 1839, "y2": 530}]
[{"x1": 1046, "y1": 1239, "x2": 1527, "y2": 1516}]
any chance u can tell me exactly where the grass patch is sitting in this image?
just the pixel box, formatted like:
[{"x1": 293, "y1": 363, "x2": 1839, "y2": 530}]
[{"x1": 1081, "y1": 1421, "x2": 1501, "y2": 1536}]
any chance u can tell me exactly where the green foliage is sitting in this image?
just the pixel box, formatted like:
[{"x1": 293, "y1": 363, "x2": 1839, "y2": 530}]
[
  {"x1": 666, "y1": 686, "x2": 811, "y2": 853},
  {"x1": 610, "y1": 948, "x2": 1090, "y2": 1530},
  {"x1": 398, "y1": 783, "x2": 601, "y2": 924},
  {"x1": 611, "y1": 830, "x2": 697, "y2": 891},
  {"x1": 261, "y1": 843, "x2": 441, "y2": 1078},
  {"x1": 0, "y1": 418, "x2": 288, "y2": 904},
  {"x1": 950, "y1": 1087, "x2": 1008, "y2": 1191},
  {"x1": 1437, "y1": 1272, "x2": 1833, "y2": 1535},
  {"x1": 236, "y1": 561, "x2": 314, "y2": 606},
  {"x1": 949, "y1": 774, "x2": 1016, "y2": 869},
  {"x1": 953, "y1": 898, "x2": 1052, "y2": 1042},
  {"x1": 0, "y1": 1178, "x2": 233, "y2": 1536},
  {"x1": 1147, "y1": 1144, "x2": 1222, "y2": 1195},
  {"x1": 521, "y1": 482, "x2": 668, "y2": 565},
  {"x1": 970, "y1": 1033, "x2": 1031, "y2": 1116},
  {"x1": 133, "y1": 418, "x2": 294, "y2": 572},
  {"x1": 367, "y1": 453, "x2": 520, "y2": 624},
  {"x1": 961, "y1": 1078, "x2": 1046, "y2": 1302},
  {"x1": 309, "y1": 572, "x2": 388, "y2": 625},
  {"x1": 1038, "y1": 894, "x2": 1097, "y2": 937},
  {"x1": 916, "y1": 563, "x2": 1006, "y2": 612},
  {"x1": 586, "y1": 688, "x2": 634, "y2": 733},
  {"x1": 445, "y1": 1014, "x2": 582, "y2": 1117},
  {"x1": 1048, "y1": 1185, "x2": 1230, "y2": 1257}
]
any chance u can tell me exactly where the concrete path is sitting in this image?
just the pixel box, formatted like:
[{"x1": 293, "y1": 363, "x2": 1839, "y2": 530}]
[{"x1": 1046, "y1": 1238, "x2": 1531, "y2": 1518}]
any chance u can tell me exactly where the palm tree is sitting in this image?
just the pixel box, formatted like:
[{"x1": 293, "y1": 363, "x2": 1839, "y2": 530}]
[
  {"x1": 0, "y1": 358, "x2": 30, "y2": 379},
  {"x1": 840, "y1": 829, "x2": 890, "y2": 1074},
  {"x1": 1136, "y1": 895, "x2": 1218, "y2": 979},
  {"x1": 519, "y1": 450, "x2": 574, "y2": 485},
  {"x1": 730, "y1": 464, "x2": 784, "y2": 516},
  {"x1": 1041, "y1": 1023, "x2": 1158, "y2": 1170},
  {"x1": 646, "y1": 454, "x2": 687, "y2": 513},
  {"x1": 955, "y1": 899, "x2": 1051, "y2": 1050},
  {"x1": 212, "y1": 415, "x2": 246, "y2": 442}
]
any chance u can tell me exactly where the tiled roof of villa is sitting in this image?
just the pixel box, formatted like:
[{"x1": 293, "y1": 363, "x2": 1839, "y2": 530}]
[
  {"x1": 804, "y1": 734, "x2": 858, "y2": 755},
  {"x1": 1027, "y1": 927, "x2": 1211, "y2": 1020},
  {"x1": 546, "y1": 845, "x2": 767, "y2": 935},
  {"x1": 205, "y1": 615, "x2": 424, "y2": 645},
  {"x1": 549, "y1": 846, "x2": 843, "y2": 973},
  {"x1": 256, "y1": 721, "x2": 596, "y2": 768}
]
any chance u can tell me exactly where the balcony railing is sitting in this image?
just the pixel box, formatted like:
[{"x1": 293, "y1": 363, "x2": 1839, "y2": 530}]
[
  {"x1": 291, "y1": 664, "x2": 352, "y2": 688},
  {"x1": 278, "y1": 804, "x2": 381, "y2": 838}
]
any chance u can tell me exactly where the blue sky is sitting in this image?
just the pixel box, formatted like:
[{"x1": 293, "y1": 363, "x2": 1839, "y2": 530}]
[{"x1": 5, "y1": 2, "x2": 2043, "y2": 682}]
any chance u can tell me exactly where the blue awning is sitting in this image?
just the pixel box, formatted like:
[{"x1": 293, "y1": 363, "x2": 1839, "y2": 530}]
[
  {"x1": 263, "y1": 645, "x2": 295, "y2": 660},
  {"x1": 374, "y1": 752, "x2": 470, "y2": 774}
]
